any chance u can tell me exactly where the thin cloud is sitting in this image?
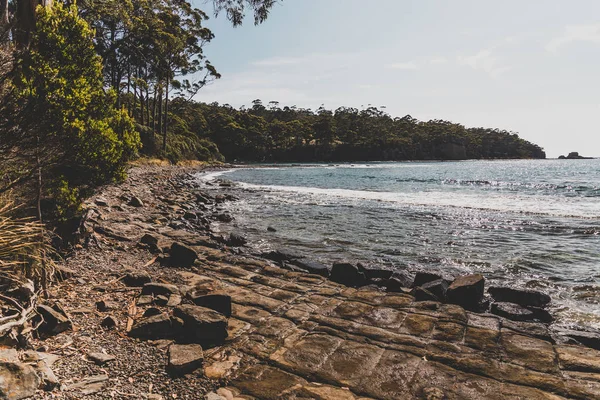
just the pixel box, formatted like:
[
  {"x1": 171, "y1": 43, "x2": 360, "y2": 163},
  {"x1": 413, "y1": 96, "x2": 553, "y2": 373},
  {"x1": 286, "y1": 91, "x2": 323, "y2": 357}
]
[
  {"x1": 429, "y1": 57, "x2": 448, "y2": 65},
  {"x1": 546, "y1": 23, "x2": 600, "y2": 52},
  {"x1": 458, "y1": 49, "x2": 512, "y2": 79},
  {"x1": 385, "y1": 61, "x2": 419, "y2": 70}
]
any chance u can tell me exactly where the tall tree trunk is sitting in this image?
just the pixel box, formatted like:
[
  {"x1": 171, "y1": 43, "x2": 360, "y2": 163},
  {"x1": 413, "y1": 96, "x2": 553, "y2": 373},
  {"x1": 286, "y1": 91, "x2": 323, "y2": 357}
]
[
  {"x1": 151, "y1": 87, "x2": 157, "y2": 133},
  {"x1": 0, "y1": 0, "x2": 9, "y2": 46},
  {"x1": 35, "y1": 133, "x2": 42, "y2": 222},
  {"x1": 157, "y1": 84, "x2": 163, "y2": 139},
  {"x1": 145, "y1": 83, "x2": 150, "y2": 126},
  {"x1": 162, "y1": 75, "x2": 169, "y2": 152}
]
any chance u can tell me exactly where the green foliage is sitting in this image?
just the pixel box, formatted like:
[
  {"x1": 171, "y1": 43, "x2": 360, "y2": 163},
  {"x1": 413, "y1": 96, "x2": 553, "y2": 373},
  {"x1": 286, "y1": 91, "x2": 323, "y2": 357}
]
[
  {"x1": 168, "y1": 100, "x2": 546, "y2": 163},
  {"x1": 5, "y1": 2, "x2": 140, "y2": 219}
]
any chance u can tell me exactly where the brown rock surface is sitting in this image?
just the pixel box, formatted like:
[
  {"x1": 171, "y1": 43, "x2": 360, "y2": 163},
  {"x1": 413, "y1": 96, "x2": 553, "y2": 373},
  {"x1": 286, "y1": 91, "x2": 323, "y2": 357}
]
[{"x1": 31, "y1": 165, "x2": 600, "y2": 399}]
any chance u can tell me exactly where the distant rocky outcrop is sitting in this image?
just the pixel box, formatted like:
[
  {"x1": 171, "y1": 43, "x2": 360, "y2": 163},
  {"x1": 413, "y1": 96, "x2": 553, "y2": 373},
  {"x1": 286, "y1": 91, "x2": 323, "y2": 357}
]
[{"x1": 558, "y1": 152, "x2": 594, "y2": 159}]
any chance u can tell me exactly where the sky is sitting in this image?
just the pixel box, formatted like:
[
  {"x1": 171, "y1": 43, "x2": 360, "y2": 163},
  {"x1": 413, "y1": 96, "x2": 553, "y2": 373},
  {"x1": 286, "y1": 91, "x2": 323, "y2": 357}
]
[{"x1": 193, "y1": 0, "x2": 600, "y2": 158}]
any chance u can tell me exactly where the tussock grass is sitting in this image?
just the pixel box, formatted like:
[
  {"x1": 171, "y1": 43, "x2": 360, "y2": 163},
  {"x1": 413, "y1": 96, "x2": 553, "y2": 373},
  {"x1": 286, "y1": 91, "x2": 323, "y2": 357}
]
[{"x1": 0, "y1": 200, "x2": 54, "y2": 286}]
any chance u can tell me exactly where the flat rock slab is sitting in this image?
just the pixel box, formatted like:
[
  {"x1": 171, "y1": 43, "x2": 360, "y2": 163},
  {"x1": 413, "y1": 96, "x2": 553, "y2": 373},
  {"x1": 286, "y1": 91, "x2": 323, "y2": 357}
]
[
  {"x1": 167, "y1": 344, "x2": 204, "y2": 375},
  {"x1": 128, "y1": 313, "x2": 173, "y2": 339},
  {"x1": 68, "y1": 374, "x2": 109, "y2": 395},
  {"x1": 87, "y1": 352, "x2": 116, "y2": 365}
]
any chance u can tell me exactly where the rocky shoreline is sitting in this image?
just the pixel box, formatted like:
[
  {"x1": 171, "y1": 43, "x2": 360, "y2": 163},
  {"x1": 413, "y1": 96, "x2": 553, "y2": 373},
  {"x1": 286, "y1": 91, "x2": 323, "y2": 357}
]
[{"x1": 3, "y1": 164, "x2": 600, "y2": 399}]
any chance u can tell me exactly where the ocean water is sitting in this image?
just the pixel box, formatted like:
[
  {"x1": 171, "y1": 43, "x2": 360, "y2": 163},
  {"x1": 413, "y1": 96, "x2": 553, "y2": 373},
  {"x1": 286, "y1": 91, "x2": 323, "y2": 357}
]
[{"x1": 197, "y1": 159, "x2": 600, "y2": 329}]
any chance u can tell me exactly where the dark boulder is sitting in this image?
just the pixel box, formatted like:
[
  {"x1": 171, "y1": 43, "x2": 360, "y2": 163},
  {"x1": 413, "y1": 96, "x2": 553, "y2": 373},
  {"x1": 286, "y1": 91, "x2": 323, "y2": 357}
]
[
  {"x1": 330, "y1": 262, "x2": 367, "y2": 287},
  {"x1": 412, "y1": 286, "x2": 439, "y2": 302},
  {"x1": 259, "y1": 250, "x2": 303, "y2": 264},
  {"x1": 128, "y1": 313, "x2": 173, "y2": 339},
  {"x1": 418, "y1": 279, "x2": 449, "y2": 302},
  {"x1": 169, "y1": 242, "x2": 198, "y2": 267},
  {"x1": 228, "y1": 233, "x2": 247, "y2": 247},
  {"x1": 491, "y1": 302, "x2": 553, "y2": 323},
  {"x1": 446, "y1": 274, "x2": 485, "y2": 311},
  {"x1": 290, "y1": 259, "x2": 330, "y2": 277},
  {"x1": 189, "y1": 293, "x2": 232, "y2": 318},
  {"x1": 139, "y1": 234, "x2": 160, "y2": 252},
  {"x1": 215, "y1": 213, "x2": 233, "y2": 223},
  {"x1": 384, "y1": 271, "x2": 413, "y2": 292},
  {"x1": 413, "y1": 271, "x2": 445, "y2": 288},
  {"x1": 267, "y1": 226, "x2": 277, "y2": 232},
  {"x1": 488, "y1": 286, "x2": 551, "y2": 308},
  {"x1": 358, "y1": 264, "x2": 394, "y2": 280},
  {"x1": 173, "y1": 305, "x2": 228, "y2": 344},
  {"x1": 559, "y1": 329, "x2": 600, "y2": 351}
]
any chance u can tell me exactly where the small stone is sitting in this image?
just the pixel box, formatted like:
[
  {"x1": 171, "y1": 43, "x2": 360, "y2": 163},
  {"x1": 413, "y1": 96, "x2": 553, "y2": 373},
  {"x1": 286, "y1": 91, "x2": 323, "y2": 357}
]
[
  {"x1": 36, "y1": 304, "x2": 72, "y2": 335},
  {"x1": 123, "y1": 270, "x2": 152, "y2": 287},
  {"x1": 267, "y1": 226, "x2": 277, "y2": 232},
  {"x1": 96, "y1": 300, "x2": 119, "y2": 312},
  {"x1": 68, "y1": 374, "x2": 109, "y2": 395},
  {"x1": 167, "y1": 294, "x2": 182, "y2": 307},
  {"x1": 87, "y1": 352, "x2": 116, "y2": 366},
  {"x1": 167, "y1": 344, "x2": 204, "y2": 375},
  {"x1": 100, "y1": 315, "x2": 117, "y2": 329},
  {"x1": 128, "y1": 196, "x2": 144, "y2": 207},
  {"x1": 169, "y1": 242, "x2": 198, "y2": 267},
  {"x1": 142, "y1": 308, "x2": 162, "y2": 318},
  {"x1": 137, "y1": 295, "x2": 154, "y2": 306},
  {"x1": 141, "y1": 283, "x2": 180, "y2": 296}
]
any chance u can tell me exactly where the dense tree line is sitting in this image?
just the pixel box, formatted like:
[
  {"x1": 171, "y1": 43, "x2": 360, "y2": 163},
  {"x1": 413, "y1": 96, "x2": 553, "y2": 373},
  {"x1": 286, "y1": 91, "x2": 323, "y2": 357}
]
[{"x1": 164, "y1": 99, "x2": 546, "y2": 163}]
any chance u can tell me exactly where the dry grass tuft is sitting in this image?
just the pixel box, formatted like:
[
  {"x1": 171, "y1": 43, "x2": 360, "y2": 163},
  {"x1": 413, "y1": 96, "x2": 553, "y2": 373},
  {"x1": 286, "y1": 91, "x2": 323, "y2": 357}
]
[{"x1": 0, "y1": 200, "x2": 54, "y2": 285}]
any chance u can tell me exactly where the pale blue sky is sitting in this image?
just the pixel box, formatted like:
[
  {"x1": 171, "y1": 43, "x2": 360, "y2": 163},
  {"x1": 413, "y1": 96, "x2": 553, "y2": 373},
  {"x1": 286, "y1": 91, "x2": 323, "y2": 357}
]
[{"x1": 194, "y1": 0, "x2": 600, "y2": 158}]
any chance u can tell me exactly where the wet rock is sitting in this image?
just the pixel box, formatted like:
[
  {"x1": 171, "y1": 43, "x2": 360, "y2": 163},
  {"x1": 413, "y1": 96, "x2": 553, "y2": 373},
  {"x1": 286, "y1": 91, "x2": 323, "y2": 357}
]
[
  {"x1": 169, "y1": 242, "x2": 198, "y2": 267},
  {"x1": 100, "y1": 315, "x2": 117, "y2": 329},
  {"x1": 384, "y1": 271, "x2": 413, "y2": 292},
  {"x1": 141, "y1": 283, "x2": 180, "y2": 297},
  {"x1": 330, "y1": 262, "x2": 367, "y2": 287},
  {"x1": 67, "y1": 374, "x2": 108, "y2": 395},
  {"x1": 491, "y1": 302, "x2": 552, "y2": 323},
  {"x1": 128, "y1": 196, "x2": 144, "y2": 207},
  {"x1": 560, "y1": 329, "x2": 600, "y2": 350},
  {"x1": 173, "y1": 305, "x2": 228, "y2": 344},
  {"x1": 413, "y1": 271, "x2": 445, "y2": 288},
  {"x1": 190, "y1": 293, "x2": 232, "y2": 318},
  {"x1": 215, "y1": 213, "x2": 233, "y2": 223},
  {"x1": 228, "y1": 233, "x2": 247, "y2": 247},
  {"x1": 488, "y1": 286, "x2": 551, "y2": 308},
  {"x1": 214, "y1": 194, "x2": 226, "y2": 203},
  {"x1": 96, "y1": 300, "x2": 119, "y2": 312},
  {"x1": 36, "y1": 304, "x2": 72, "y2": 335},
  {"x1": 267, "y1": 226, "x2": 277, "y2": 232},
  {"x1": 412, "y1": 286, "x2": 440, "y2": 302},
  {"x1": 0, "y1": 361, "x2": 41, "y2": 400},
  {"x1": 358, "y1": 264, "x2": 394, "y2": 280},
  {"x1": 446, "y1": 274, "x2": 485, "y2": 311},
  {"x1": 419, "y1": 279, "x2": 449, "y2": 302},
  {"x1": 123, "y1": 270, "x2": 152, "y2": 287},
  {"x1": 87, "y1": 352, "x2": 116, "y2": 366},
  {"x1": 259, "y1": 250, "x2": 303, "y2": 264},
  {"x1": 290, "y1": 259, "x2": 330, "y2": 277},
  {"x1": 128, "y1": 313, "x2": 173, "y2": 339},
  {"x1": 167, "y1": 344, "x2": 204, "y2": 376}
]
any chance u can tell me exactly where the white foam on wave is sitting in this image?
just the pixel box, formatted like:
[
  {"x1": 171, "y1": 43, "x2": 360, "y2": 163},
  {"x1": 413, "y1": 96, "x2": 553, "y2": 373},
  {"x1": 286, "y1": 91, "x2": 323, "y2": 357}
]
[{"x1": 235, "y1": 181, "x2": 600, "y2": 219}]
